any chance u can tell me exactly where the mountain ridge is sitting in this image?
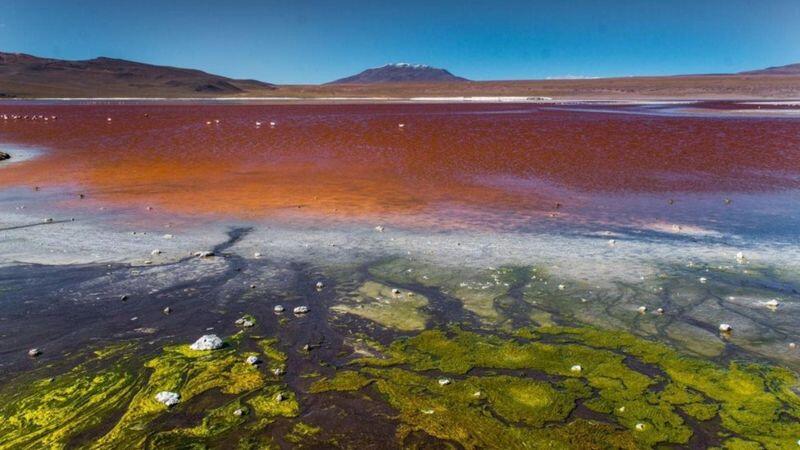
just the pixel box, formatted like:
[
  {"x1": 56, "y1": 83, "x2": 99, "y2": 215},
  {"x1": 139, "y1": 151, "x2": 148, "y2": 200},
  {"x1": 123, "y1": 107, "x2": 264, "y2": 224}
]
[{"x1": 328, "y1": 63, "x2": 468, "y2": 84}]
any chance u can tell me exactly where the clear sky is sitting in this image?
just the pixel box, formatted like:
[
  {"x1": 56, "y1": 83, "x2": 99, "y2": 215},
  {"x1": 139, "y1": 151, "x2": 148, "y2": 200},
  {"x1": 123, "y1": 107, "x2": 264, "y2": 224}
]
[{"x1": 2, "y1": 0, "x2": 799, "y2": 84}]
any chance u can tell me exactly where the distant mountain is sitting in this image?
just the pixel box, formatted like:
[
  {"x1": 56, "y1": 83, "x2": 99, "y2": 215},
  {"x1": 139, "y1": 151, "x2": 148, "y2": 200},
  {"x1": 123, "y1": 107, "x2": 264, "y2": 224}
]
[
  {"x1": 0, "y1": 52, "x2": 276, "y2": 97},
  {"x1": 329, "y1": 63, "x2": 468, "y2": 84},
  {"x1": 739, "y1": 63, "x2": 800, "y2": 76}
]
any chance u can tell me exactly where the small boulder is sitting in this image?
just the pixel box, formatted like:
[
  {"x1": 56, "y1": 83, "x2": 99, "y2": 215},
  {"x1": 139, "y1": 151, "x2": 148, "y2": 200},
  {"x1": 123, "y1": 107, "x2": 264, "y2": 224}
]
[
  {"x1": 155, "y1": 391, "x2": 180, "y2": 407},
  {"x1": 293, "y1": 306, "x2": 309, "y2": 314},
  {"x1": 28, "y1": 348, "x2": 41, "y2": 357},
  {"x1": 438, "y1": 378, "x2": 451, "y2": 386},
  {"x1": 233, "y1": 408, "x2": 245, "y2": 416},
  {"x1": 570, "y1": 364, "x2": 582, "y2": 373},
  {"x1": 315, "y1": 281, "x2": 325, "y2": 290},
  {"x1": 246, "y1": 355, "x2": 260, "y2": 365},
  {"x1": 190, "y1": 334, "x2": 223, "y2": 351},
  {"x1": 719, "y1": 323, "x2": 733, "y2": 333},
  {"x1": 273, "y1": 305, "x2": 285, "y2": 313}
]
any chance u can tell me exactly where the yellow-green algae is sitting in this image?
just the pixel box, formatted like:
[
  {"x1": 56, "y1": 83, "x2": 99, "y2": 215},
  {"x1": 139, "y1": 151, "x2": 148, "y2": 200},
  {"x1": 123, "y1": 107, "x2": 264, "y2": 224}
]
[
  {"x1": 285, "y1": 421, "x2": 322, "y2": 444},
  {"x1": 0, "y1": 333, "x2": 299, "y2": 449},
  {"x1": 0, "y1": 350, "x2": 141, "y2": 449},
  {"x1": 368, "y1": 260, "x2": 532, "y2": 322},
  {"x1": 315, "y1": 326, "x2": 800, "y2": 449},
  {"x1": 331, "y1": 281, "x2": 430, "y2": 331}
]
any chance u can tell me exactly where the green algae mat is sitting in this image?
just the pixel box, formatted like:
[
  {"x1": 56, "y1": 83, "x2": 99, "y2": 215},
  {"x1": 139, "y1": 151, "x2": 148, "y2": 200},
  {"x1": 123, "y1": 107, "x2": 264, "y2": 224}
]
[{"x1": 3, "y1": 326, "x2": 798, "y2": 449}]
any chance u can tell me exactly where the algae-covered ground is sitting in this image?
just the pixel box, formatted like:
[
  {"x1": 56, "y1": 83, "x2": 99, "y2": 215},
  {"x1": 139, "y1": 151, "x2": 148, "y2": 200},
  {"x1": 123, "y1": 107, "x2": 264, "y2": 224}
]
[{"x1": 0, "y1": 249, "x2": 798, "y2": 449}]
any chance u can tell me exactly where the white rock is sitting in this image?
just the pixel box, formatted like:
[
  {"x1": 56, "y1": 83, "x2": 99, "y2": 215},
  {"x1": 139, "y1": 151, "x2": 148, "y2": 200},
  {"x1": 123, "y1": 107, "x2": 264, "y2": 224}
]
[
  {"x1": 190, "y1": 334, "x2": 223, "y2": 351},
  {"x1": 374, "y1": 225, "x2": 385, "y2": 232},
  {"x1": 273, "y1": 367, "x2": 284, "y2": 376},
  {"x1": 557, "y1": 284, "x2": 565, "y2": 291},
  {"x1": 254, "y1": 252, "x2": 262, "y2": 258},
  {"x1": 391, "y1": 288, "x2": 401, "y2": 295},
  {"x1": 275, "y1": 392, "x2": 285, "y2": 402},
  {"x1": 570, "y1": 364, "x2": 582, "y2": 373},
  {"x1": 635, "y1": 423, "x2": 645, "y2": 431},
  {"x1": 438, "y1": 378, "x2": 451, "y2": 386},
  {"x1": 163, "y1": 234, "x2": 174, "y2": 239},
  {"x1": 719, "y1": 323, "x2": 732, "y2": 333},
  {"x1": 699, "y1": 277, "x2": 707, "y2": 284},
  {"x1": 655, "y1": 308, "x2": 665, "y2": 315},
  {"x1": 789, "y1": 342, "x2": 797, "y2": 350},
  {"x1": 235, "y1": 317, "x2": 255, "y2": 327},
  {"x1": 618, "y1": 406, "x2": 626, "y2": 413},
  {"x1": 233, "y1": 408, "x2": 245, "y2": 416},
  {"x1": 155, "y1": 391, "x2": 180, "y2": 407},
  {"x1": 151, "y1": 249, "x2": 161, "y2": 256},
  {"x1": 273, "y1": 305, "x2": 285, "y2": 313},
  {"x1": 315, "y1": 281, "x2": 325, "y2": 290},
  {"x1": 293, "y1": 306, "x2": 309, "y2": 314},
  {"x1": 246, "y1": 355, "x2": 260, "y2": 365},
  {"x1": 28, "y1": 348, "x2": 41, "y2": 357},
  {"x1": 637, "y1": 306, "x2": 647, "y2": 314},
  {"x1": 736, "y1": 251, "x2": 746, "y2": 264},
  {"x1": 764, "y1": 299, "x2": 780, "y2": 310},
  {"x1": 194, "y1": 251, "x2": 215, "y2": 258}
]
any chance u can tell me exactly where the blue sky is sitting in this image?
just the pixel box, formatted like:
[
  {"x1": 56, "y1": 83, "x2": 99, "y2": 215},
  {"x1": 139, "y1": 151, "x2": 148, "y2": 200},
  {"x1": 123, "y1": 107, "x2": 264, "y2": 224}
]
[{"x1": 1, "y1": 0, "x2": 799, "y2": 83}]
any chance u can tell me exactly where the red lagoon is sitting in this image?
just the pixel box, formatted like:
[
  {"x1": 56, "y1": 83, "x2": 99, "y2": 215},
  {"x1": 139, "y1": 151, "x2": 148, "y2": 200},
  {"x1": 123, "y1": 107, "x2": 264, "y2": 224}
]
[{"x1": 1, "y1": 103, "x2": 799, "y2": 229}]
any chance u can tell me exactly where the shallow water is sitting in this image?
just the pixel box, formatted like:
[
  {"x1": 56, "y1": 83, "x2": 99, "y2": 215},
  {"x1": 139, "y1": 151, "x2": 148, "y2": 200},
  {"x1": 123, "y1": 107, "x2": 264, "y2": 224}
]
[{"x1": 0, "y1": 101, "x2": 799, "y2": 448}]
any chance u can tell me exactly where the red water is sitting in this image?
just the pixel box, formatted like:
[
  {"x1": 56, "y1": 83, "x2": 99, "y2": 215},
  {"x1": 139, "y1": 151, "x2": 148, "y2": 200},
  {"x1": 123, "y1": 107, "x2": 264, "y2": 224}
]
[{"x1": 1, "y1": 103, "x2": 799, "y2": 229}]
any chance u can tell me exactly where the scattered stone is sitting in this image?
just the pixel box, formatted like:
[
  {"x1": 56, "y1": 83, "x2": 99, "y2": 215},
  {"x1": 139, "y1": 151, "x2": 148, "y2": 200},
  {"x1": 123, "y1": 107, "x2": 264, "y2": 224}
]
[
  {"x1": 233, "y1": 408, "x2": 245, "y2": 416},
  {"x1": 608, "y1": 239, "x2": 616, "y2": 247},
  {"x1": 246, "y1": 355, "x2": 260, "y2": 365},
  {"x1": 272, "y1": 367, "x2": 284, "y2": 376},
  {"x1": 293, "y1": 306, "x2": 309, "y2": 314},
  {"x1": 151, "y1": 249, "x2": 161, "y2": 256},
  {"x1": 736, "y1": 251, "x2": 747, "y2": 264},
  {"x1": 28, "y1": 348, "x2": 41, "y2": 357},
  {"x1": 155, "y1": 391, "x2": 180, "y2": 407},
  {"x1": 194, "y1": 251, "x2": 215, "y2": 258},
  {"x1": 273, "y1": 305, "x2": 285, "y2": 313},
  {"x1": 637, "y1": 306, "x2": 647, "y2": 314},
  {"x1": 235, "y1": 316, "x2": 255, "y2": 327},
  {"x1": 635, "y1": 423, "x2": 646, "y2": 431},
  {"x1": 655, "y1": 308, "x2": 665, "y2": 315},
  {"x1": 254, "y1": 252, "x2": 262, "y2": 258},
  {"x1": 557, "y1": 284, "x2": 565, "y2": 291},
  {"x1": 189, "y1": 334, "x2": 224, "y2": 351},
  {"x1": 163, "y1": 307, "x2": 172, "y2": 315},
  {"x1": 438, "y1": 378, "x2": 451, "y2": 386},
  {"x1": 315, "y1": 281, "x2": 325, "y2": 290},
  {"x1": 391, "y1": 288, "x2": 401, "y2": 296},
  {"x1": 163, "y1": 234, "x2": 174, "y2": 239},
  {"x1": 719, "y1": 323, "x2": 733, "y2": 333},
  {"x1": 570, "y1": 364, "x2": 582, "y2": 373},
  {"x1": 618, "y1": 406, "x2": 626, "y2": 413},
  {"x1": 374, "y1": 225, "x2": 384, "y2": 232},
  {"x1": 120, "y1": 295, "x2": 129, "y2": 302},
  {"x1": 764, "y1": 299, "x2": 780, "y2": 310},
  {"x1": 275, "y1": 392, "x2": 285, "y2": 402},
  {"x1": 44, "y1": 218, "x2": 54, "y2": 223},
  {"x1": 699, "y1": 277, "x2": 707, "y2": 284}
]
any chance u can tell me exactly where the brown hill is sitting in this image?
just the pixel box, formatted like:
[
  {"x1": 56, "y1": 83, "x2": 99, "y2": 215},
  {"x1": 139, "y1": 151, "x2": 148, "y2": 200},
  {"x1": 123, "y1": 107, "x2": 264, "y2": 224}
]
[
  {"x1": 0, "y1": 52, "x2": 276, "y2": 98},
  {"x1": 739, "y1": 63, "x2": 800, "y2": 76}
]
